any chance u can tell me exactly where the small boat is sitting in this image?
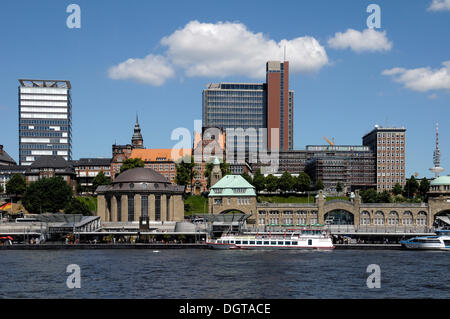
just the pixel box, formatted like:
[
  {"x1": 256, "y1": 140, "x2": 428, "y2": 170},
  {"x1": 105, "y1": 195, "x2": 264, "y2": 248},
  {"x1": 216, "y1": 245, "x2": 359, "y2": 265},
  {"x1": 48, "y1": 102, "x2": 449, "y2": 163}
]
[
  {"x1": 400, "y1": 229, "x2": 450, "y2": 250},
  {"x1": 207, "y1": 228, "x2": 334, "y2": 250}
]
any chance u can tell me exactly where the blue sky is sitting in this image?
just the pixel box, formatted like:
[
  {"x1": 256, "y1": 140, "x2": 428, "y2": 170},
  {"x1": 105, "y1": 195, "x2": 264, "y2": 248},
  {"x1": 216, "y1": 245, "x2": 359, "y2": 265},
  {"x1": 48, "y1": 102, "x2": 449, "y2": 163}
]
[{"x1": 0, "y1": 0, "x2": 449, "y2": 178}]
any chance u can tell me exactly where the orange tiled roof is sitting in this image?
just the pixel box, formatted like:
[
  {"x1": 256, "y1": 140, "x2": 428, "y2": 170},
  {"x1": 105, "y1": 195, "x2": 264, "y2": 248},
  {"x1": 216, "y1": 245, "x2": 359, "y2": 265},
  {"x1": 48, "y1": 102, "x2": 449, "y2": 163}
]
[{"x1": 130, "y1": 149, "x2": 192, "y2": 162}]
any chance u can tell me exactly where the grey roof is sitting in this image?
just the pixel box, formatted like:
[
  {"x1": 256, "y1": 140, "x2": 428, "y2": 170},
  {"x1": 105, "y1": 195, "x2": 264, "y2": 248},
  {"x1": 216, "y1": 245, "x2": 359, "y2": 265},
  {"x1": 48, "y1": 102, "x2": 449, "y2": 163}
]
[
  {"x1": 30, "y1": 155, "x2": 72, "y2": 169},
  {"x1": 71, "y1": 158, "x2": 112, "y2": 166},
  {"x1": 0, "y1": 147, "x2": 16, "y2": 165},
  {"x1": 26, "y1": 155, "x2": 75, "y2": 175},
  {"x1": 0, "y1": 165, "x2": 26, "y2": 173},
  {"x1": 114, "y1": 167, "x2": 168, "y2": 184}
]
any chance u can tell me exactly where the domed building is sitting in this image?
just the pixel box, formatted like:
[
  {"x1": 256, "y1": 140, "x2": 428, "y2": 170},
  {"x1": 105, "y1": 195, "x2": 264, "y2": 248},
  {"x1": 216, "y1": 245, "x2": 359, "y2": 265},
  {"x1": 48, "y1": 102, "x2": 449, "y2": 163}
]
[
  {"x1": 429, "y1": 175, "x2": 450, "y2": 198},
  {"x1": 96, "y1": 167, "x2": 185, "y2": 222}
]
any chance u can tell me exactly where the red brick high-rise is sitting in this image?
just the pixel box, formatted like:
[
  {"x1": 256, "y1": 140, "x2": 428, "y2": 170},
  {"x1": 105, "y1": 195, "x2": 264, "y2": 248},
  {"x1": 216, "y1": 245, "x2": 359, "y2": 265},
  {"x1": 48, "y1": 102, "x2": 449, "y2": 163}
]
[{"x1": 266, "y1": 61, "x2": 294, "y2": 151}]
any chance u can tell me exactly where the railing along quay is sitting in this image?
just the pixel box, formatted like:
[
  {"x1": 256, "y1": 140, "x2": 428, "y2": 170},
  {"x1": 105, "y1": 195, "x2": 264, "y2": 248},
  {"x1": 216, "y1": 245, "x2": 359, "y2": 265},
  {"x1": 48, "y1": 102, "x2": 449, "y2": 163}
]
[{"x1": 0, "y1": 243, "x2": 209, "y2": 250}]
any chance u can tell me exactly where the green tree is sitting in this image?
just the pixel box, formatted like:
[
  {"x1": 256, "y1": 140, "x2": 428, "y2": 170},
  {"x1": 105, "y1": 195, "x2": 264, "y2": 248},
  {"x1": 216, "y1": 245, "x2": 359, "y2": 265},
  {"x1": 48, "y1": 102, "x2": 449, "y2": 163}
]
[
  {"x1": 278, "y1": 171, "x2": 294, "y2": 194},
  {"x1": 392, "y1": 183, "x2": 403, "y2": 196},
  {"x1": 360, "y1": 188, "x2": 377, "y2": 203},
  {"x1": 6, "y1": 174, "x2": 27, "y2": 200},
  {"x1": 404, "y1": 176, "x2": 419, "y2": 199},
  {"x1": 175, "y1": 156, "x2": 197, "y2": 193},
  {"x1": 314, "y1": 178, "x2": 324, "y2": 191},
  {"x1": 22, "y1": 177, "x2": 73, "y2": 214},
  {"x1": 241, "y1": 172, "x2": 253, "y2": 185},
  {"x1": 252, "y1": 169, "x2": 266, "y2": 193},
  {"x1": 65, "y1": 197, "x2": 92, "y2": 216},
  {"x1": 376, "y1": 190, "x2": 392, "y2": 203},
  {"x1": 418, "y1": 177, "x2": 430, "y2": 199},
  {"x1": 294, "y1": 172, "x2": 311, "y2": 193},
  {"x1": 265, "y1": 174, "x2": 279, "y2": 193},
  {"x1": 92, "y1": 171, "x2": 111, "y2": 191},
  {"x1": 336, "y1": 182, "x2": 343, "y2": 193},
  {"x1": 119, "y1": 158, "x2": 144, "y2": 173}
]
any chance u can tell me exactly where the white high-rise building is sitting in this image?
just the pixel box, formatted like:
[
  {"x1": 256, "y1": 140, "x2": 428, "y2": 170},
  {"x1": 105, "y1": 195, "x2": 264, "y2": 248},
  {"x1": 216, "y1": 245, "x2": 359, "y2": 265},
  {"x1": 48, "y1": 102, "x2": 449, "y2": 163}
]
[{"x1": 18, "y1": 79, "x2": 72, "y2": 165}]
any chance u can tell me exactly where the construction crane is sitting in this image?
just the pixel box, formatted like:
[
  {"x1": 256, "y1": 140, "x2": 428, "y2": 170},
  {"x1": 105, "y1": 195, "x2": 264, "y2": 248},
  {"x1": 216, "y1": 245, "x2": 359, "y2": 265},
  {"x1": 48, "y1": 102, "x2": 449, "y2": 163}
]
[{"x1": 323, "y1": 136, "x2": 335, "y2": 146}]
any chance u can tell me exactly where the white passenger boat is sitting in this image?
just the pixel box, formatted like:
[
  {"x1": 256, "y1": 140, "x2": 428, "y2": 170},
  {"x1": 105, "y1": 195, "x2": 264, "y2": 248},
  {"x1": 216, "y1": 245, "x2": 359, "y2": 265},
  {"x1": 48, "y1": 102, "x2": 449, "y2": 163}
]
[
  {"x1": 207, "y1": 228, "x2": 334, "y2": 250},
  {"x1": 400, "y1": 230, "x2": 450, "y2": 250}
]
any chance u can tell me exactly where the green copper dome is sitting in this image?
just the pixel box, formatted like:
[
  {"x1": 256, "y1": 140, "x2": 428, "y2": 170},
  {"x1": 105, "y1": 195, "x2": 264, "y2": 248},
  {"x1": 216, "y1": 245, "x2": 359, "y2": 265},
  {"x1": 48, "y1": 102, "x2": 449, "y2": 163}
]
[{"x1": 430, "y1": 175, "x2": 450, "y2": 186}]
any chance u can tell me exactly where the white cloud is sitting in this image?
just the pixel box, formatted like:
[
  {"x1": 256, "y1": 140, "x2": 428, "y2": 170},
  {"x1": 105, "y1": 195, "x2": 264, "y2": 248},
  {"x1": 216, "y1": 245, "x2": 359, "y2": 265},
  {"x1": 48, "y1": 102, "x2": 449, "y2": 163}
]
[
  {"x1": 161, "y1": 20, "x2": 328, "y2": 78},
  {"x1": 108, "y1": 54, "x2": 175, "y2": 86},
  {"x1": 109, "y1": 20, "x2": 328, "y2": 85},
  {"x1": 382, "y1": 61, "x2": 450, "y2": 92},
  {"x1": 428, "y1": 0, "x2": 450, "y2": 11},
  {"x1": 327, "y1": 28, "x2": 392, "y2": 53}
]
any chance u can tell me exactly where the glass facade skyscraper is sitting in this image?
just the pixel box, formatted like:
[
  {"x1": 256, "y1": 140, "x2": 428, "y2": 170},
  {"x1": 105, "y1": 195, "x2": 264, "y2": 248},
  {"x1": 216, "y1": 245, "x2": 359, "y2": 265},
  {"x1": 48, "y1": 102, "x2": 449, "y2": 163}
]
[
  {"x1": 202, "y1": 61, "x2": 294, "y2": 156},
  {"x1": 203, "y1": 82, "x2": 266, "y2": 158},
  {"x1": 18, "y1": 79, "x2": 72, "y2": 166}
]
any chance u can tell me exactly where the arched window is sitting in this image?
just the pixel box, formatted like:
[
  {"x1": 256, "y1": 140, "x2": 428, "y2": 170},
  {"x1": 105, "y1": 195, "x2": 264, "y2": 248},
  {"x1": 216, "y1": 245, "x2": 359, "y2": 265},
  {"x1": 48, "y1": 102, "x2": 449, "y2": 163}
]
[
  {"x1": 374, "y1": 211, "x2": 384, "y2": 225},
  {"x1": 360, "y1": 211, "x2": 371, "y2": 225},
  {"x1": 388, "y1": 211, "x2": 399, "y2": 225},
  {"x1": 416, "y1": 211, "x2": 427, "y2": 225},
  {"x1": 402, "y1": 211, "x2": 413, "y2": 225}
]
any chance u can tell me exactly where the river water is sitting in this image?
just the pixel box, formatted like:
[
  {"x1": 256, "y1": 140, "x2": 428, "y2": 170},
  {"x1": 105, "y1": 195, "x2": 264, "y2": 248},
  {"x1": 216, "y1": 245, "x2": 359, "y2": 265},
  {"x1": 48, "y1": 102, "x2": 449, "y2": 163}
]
[{"x1": 0, "y1": 249, "x2": 448, "y2": 299}]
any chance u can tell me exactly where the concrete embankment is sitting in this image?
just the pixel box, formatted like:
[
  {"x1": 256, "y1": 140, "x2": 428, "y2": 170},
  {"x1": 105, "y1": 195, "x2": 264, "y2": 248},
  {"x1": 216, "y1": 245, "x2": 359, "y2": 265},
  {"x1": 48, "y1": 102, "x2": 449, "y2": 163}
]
[
  {"x1": 0, "y1": 243, "x2": 405, "y2": 250},
  {"x1": 0, "y1": 243, "x2": 208, "y2": 250},
  {"x1": 334, "y1": 244, "x2": 403, "y2": 250}
]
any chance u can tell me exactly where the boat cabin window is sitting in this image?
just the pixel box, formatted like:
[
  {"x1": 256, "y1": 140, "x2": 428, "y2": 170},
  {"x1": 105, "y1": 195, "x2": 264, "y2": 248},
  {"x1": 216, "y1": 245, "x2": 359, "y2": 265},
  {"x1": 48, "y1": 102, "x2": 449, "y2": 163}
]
[
  {"x1": 264, "y1": 241, "x2": 270, "y2": 245},
  {"x1": 250, "y1": 241, "x2": 255, "y2": 245},
  {"x1": 271, "y1": 241, "x2": 277, "y2": 245},
  {"x1": 235, "y1": 240, "x2": 241, "y2": 244},
  {"x1": 308, "y1": 239, "x2": 312, "y2": 245},
  {"x1": 278, "y1": 241, "x2": 284, "y2": 245},
  {"x1": 242, "y1": 241, "x2": 248, "y2": 245},
  {"x1": 257, "y1": 241, "x2": 262, "y2": 245},
  {"x1": 292, "y1": 241, "x2": 298, "y2": 245},
  {"x1": 285, "y1": 241, "x2": 291, "y2": 245}
]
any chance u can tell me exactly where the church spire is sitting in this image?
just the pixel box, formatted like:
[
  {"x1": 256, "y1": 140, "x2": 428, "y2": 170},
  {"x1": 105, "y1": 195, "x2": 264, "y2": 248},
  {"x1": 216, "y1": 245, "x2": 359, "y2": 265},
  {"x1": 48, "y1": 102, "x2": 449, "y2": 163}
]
[{"x1": 132, "y1": 113, "x2": 144, "y2": 149}]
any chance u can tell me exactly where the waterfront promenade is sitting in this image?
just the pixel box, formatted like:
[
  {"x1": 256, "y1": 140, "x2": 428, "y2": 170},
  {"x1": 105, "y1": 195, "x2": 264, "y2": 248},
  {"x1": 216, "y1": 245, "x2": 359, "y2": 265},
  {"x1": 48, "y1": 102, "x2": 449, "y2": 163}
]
[{"x1": 0, "y1": 242, "x2": 403, "y2": 250}]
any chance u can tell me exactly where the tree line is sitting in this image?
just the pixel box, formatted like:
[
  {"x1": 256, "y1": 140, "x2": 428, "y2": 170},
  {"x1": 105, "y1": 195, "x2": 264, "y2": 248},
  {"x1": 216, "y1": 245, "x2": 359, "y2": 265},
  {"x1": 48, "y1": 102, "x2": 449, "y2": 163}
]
[
  {"x1": 4, "y1": 174, "x2": 93, "y2": 215},
  {"x1": 240, "y1": 169, "x2": 323, "y2": 194},
  {"x1": 359, "y1": 176, "x2": 430, "y2": 203}
]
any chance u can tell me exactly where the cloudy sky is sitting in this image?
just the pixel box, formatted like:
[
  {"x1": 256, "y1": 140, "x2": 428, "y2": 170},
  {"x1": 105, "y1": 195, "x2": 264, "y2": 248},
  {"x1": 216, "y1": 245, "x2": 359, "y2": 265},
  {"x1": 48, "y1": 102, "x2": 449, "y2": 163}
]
[{"x1": 0, "y1": 0, "x2": 449, "y2": 177}]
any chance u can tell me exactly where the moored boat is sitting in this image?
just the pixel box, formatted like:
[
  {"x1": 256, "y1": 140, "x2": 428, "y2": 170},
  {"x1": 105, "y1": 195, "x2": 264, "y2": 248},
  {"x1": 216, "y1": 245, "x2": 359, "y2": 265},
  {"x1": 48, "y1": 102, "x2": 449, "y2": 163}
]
[
  {"x1": 207, "y1": 228, "x2": 334, "y2": 250},
  {"x1": 400, "y1": 229, "x2": 450, "y2": 250}
]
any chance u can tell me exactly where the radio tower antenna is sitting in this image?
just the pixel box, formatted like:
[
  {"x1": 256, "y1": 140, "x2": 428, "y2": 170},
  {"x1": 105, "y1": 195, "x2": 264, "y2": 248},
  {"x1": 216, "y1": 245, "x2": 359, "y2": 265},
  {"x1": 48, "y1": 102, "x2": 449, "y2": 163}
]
[{"x1": 429, "y1": 121, "x2": 445, "y2": 178}]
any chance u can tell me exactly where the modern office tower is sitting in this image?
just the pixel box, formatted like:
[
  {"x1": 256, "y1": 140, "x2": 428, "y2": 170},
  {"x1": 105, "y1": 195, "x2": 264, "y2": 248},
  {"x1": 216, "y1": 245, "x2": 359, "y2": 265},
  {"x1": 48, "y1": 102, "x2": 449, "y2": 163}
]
[
  {"x1": 362, "y1": 125, "x2": 406, "y2": 191},
  {"x1": 203, "y1": 82, "x2": 266, "y2": 158},
  {"x1": 18, "y1": 79, "x2": 72, "y2": 166},
  {"x1": 266, "y1": 61, "x2": 294, "y2": 151},
  {"x1": 202, "y1": 61, "x2": 294, "y2": 159}
]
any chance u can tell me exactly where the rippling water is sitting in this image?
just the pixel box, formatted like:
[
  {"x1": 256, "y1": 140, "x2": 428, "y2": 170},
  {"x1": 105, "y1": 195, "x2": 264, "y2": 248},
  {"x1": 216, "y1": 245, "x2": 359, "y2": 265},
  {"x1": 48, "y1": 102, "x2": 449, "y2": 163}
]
[{"x1": 0, "y1": 249, "x2": 448, "y2": 299}]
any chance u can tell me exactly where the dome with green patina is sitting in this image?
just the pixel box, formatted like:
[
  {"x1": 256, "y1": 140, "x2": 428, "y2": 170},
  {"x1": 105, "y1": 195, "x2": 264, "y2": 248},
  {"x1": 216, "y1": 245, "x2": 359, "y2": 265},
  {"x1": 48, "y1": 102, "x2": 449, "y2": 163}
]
[{"x1": 430, "y1": 175, "x2": 450, "y2": 186}]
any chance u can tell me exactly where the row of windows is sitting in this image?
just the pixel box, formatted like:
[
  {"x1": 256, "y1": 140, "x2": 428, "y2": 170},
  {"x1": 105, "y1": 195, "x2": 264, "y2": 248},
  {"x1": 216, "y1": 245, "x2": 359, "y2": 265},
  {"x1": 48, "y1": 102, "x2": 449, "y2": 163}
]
[
  {"x1": 259, "y1": 210, "x2": 318, "y2": 215},
  {"x1": 20, "y1": 144, "x2": 70, "y2": 150},
  {"x1": 20, "y1": 119, "x2": 70, "y2": 125},
  {"x1": 20, "y1": 131, "x2": 67, "y2": 137},
  {"x1": 261, "y1": 218, "x2": 318, "y2": 226},
  {"x1": 378, "y1": 146, "x2": 404, "y2": 151},
  {"x1": 20, "y1": 125, "x2": 70, "y2": 131}
]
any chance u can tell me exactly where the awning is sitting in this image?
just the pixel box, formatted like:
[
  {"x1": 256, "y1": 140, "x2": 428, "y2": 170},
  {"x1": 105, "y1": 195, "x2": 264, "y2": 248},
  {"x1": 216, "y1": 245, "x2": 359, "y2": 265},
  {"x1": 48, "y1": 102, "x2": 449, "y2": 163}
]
[{"x1": 436, "y1": 216, "x2": 450, "y2": 225}]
